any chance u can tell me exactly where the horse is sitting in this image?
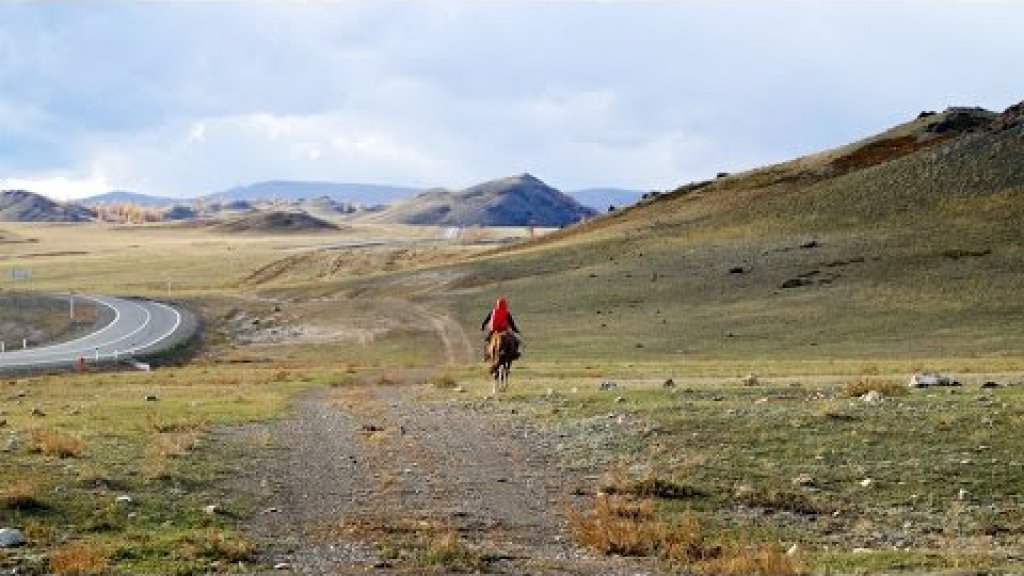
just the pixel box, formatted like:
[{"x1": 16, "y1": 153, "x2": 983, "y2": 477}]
[{"x1": 488, "y1": 330, "x2": 520, "y2": 393}]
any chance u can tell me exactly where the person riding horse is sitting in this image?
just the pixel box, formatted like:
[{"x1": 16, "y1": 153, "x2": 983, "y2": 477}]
[{"x1": 480, "y1": 297, "x2": 521, "y2": 375}]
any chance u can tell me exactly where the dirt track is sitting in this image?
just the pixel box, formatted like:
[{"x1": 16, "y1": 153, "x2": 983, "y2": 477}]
[{"x1": 225, "y1": 378, "x2": 659, "y2": 575}]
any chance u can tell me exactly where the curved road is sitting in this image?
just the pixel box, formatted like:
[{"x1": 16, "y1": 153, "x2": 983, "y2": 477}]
[{"x1": 0, "y1": 295, "x2": 194, "y2": 372}]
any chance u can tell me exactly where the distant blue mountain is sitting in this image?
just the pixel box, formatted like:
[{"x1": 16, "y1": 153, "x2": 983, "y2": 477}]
[
  {"x1": 81, "y1": 190, "x2": 182, "y2": 207},
  {"x1": 568, "y1": 187, "x2": 645, "y2": 211},
  {"x1": 204, "y1": 180, "x2": 422, "y2": 206}
]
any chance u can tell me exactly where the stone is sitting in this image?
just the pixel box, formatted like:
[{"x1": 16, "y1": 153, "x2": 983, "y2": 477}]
[
  {"x1": 742, "y1": 374, "x2": 759, "y2": 386},
  {"x1": 614, "y1": 396, "x2": 625, "y2": 403},
  {"x1": 115, "y1": 495, "x2": 133, "y2": 505},
  {"x1": 0, "y1": 528, "x2": 26, "y2": 548},
  {"x1": 30, "y1": 407, "x2": 45, "y2": 417},
  {"x1": 204, "y1": 504, "x2": 221, "y2": 515},
  {"x1": 981, "y1": 381, "x2": 1000, "y2": 389},
  {"x1": 957, "y1": 488, "x2": 969, "y2": 501},
  {"x1": 786, "y1": 543, "x2": 801, "y2": 556},
  {"x1": 0, "y1": 418, "x2": 6, "y2": 428},
  {"x1": 862, "y1": 390, "x2": 885, "y2": 403},
  {"x1": 273, "y1": 562, "x2": 291, "y2": 570},
  {"x1": 792, "y1": 474, "x2": 816, "y2": 488},
  {"x1": 908, "y1": 372, "x2": 960, "y2": 388},
  {"x1": 662, "y1": 378, "x2": 675, "y2": 388},
  {"x1": 145, "y1": 394, "x2": 159, "y2": 402},
  {"x1": 599, "y1": 381, "x2": 618, "y2": 390},
  {"x1": 859, "y1": 478, "x2": 874, "y2": 488}
]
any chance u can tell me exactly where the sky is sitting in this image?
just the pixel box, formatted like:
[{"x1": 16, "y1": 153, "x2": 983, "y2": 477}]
[{"x1": 1, "y1": 1, "x2": 1023, "y2": 201}]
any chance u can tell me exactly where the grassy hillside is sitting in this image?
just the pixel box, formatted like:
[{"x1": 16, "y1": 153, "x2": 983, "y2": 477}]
[{"x1": 282, "y1": 104, "x2": 1024, "y2": 367}]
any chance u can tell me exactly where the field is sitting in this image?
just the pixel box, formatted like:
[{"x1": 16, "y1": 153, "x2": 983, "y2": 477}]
[{"x1": 2, "y1": 195, "x2": 1023, "y2": 574}]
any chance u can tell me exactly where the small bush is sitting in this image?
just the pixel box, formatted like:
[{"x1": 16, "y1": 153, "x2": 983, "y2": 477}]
[
  {"x1": 146, "y1": 414, "x2": 206, "y2": 434},
  {"x1": 50, "y1": 541, "x2": 109, "y2": 575},
  {"x1": 816, "y1": 400, "x2": 857, "y2": 421},
  {"x1": 843, "y1": 377, "x2": 907, "y2": 398},
  {"x1": 177, "y1": 529, "x2": 256, "y2": 564},
  {"x1": 422, "y1": 530, "x2": 485, "y2": 572},
  {"x1": 569, "y1": 496, "x2": 719, "y2": 560},
  {"x1": 700, "y1": 541, "x2": 802, "y2": 575},
  {"x1": 570, "y1": 495, "x2": 802, "y2": 573},
  {"x1": 430, "y1": 372, "x2": 458, "y2": 389},
  {"x1": 30, "y1": 428, "x2": 86, "y2": 458},
  {"x1": 736, "y1": 487, "x2": 835, "y2": 516},
  {"x1": 1, "y1": 480, "x2": 47, "y2": 512},
  {"x1": 612, "y1": 477, "x2": 704, "y2": 500}
]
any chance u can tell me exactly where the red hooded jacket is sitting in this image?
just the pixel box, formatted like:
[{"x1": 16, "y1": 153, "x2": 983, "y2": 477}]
[{"x1": 481, "y1": 298, "x2": 519, "y2": 333}]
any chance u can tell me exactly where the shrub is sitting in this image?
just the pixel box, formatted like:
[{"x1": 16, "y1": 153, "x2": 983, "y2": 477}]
[
  {"x1": 1, "y1": 480, "x2": 47, "y2": 511},
  {"x1": 570, "y1": 495, "x2": 803, "y2": 573},
  {"x1": 569, "y1": 496, "x2": 719, "y2": 560},
  {"x1": 49, "y1": 542, "x2": 108, "y2": 575},
  {"x1": 700, "y1": 541, "x2": 802, "y2": 575},
  {"x1": 429, "y1": 372, "x2": 458, "y2": 389},
  {"x1": 29, "y1": 428, "x2": 86, "y2": 458},
  {"x1": 422, "y1": 530, "x2": 484, "y2": 572},
  {"x1": 177, "y1": 529, "x2": 256, "y2": 564},
  {"x1": 843, "y1": 377, "x2": 907, "y2": 398},
  {"x1": 604, "y1": 477, "x2": 704, "y2": 500},
  {"x1": 735, "y1": 487, "x2": 835, "y2": 515}
]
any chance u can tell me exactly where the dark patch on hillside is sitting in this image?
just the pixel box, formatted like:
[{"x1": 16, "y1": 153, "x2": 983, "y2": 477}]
[{"x1": 213, "y1": 211, "x2": 340, "y2": 234}]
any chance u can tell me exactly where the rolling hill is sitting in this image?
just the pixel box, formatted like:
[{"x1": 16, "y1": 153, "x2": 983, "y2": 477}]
[
  {"x1": 370, "y1": 174, "x2": 596, "y2": 226},
  {"x1": 80, "y1": 190, "x2": 181, "y2": 207},
  {"x1": 211, "y1": 210, "x2": 340, "y2": 234},
  {"x1": 0, "y1": 190, "x2": 95, "y2": 222}
]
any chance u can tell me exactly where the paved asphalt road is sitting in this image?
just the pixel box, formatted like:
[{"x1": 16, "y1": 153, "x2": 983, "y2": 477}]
[{"x1": 0, "y1": 294, "x2": 194, "y2": 372}]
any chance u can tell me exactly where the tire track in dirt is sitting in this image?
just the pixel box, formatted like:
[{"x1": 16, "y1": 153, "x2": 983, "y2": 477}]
[{"x1": 406, "y1": 302, "x2": 476, "y2": 366}]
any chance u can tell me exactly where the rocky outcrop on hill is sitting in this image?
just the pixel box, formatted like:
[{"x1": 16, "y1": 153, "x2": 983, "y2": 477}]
[
  {"x1": 373, "y1": 174, "x2": 596, "y2": 227},
  {"x1": 0, "y1": 190, "x2": 94, "y2": 222}
]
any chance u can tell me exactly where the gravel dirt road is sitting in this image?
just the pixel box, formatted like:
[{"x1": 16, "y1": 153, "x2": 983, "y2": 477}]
[{"x1": 226, "y1": 376, "x2": 661, "y2": 575}]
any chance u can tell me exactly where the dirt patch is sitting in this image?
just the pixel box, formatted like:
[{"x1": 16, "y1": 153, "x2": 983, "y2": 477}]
[{"x1": 221, "y1": 380, "x2": 661, "y2": 574}]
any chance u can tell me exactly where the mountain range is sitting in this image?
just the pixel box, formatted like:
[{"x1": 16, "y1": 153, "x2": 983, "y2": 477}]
[{"x1": 22, "y1": 176, "x2": 608, "y2": 226}]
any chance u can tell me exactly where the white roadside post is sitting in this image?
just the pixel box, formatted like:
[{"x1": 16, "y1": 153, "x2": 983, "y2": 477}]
[{"x1": 69, "y1": 291, "x2": 75, "y2": 320}]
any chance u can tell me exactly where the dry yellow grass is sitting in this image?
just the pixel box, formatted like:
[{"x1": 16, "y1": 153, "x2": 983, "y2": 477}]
[
  {"x1": 29, "y1": 428, "x2": 86, "y2": 458},
  {"x1": 570, "y1": 495, "x2": 802, "y2": 574},
  {"x1": 842, "y1": 377, "x2": 908, "y2": 398},
  {"x1": 49, "y1": 542, "x2": 109, "y2": 575},
  {"x1": 1, "y1": 479, "x2": 45, "y2": 511}
]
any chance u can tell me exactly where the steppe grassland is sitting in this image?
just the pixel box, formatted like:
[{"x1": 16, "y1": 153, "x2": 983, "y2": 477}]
[
  {"x1": 0, "y1": 221, "x2": 512, "y2": 295},
  {"x1": 0, "y1": 365, "x2": 345, "y2": 574},
  {"x1": 3, "y1": 213, "x2": 1024, "y2": 574},
  {"x1": 429, "y1": 364, "x2": 1024, "y2": 574}
]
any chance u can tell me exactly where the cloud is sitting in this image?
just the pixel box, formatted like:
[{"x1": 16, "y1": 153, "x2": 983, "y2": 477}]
[
  {"x1": 0, "y1": 173, "x2": 113, "y2": 201},
  {"x1": 2, "y1": 1, "x2": 1023, "y2": 199}
]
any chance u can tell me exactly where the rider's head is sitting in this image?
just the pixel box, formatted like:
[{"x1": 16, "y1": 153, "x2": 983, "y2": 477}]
[{"x1": 496, "y1": 297, "x2": 508, "y2": 310}]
